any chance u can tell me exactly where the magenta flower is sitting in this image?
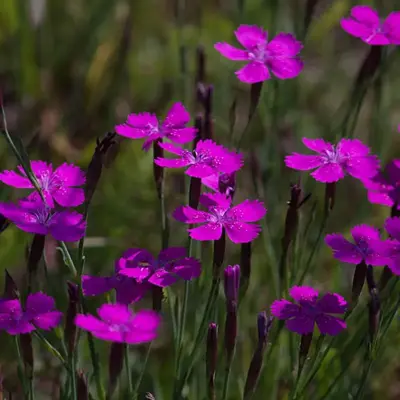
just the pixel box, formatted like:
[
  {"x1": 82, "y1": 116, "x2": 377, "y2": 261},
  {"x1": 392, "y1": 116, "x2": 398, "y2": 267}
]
[
  {"x1": 117, "y1": 247, "x2": 201, "y2": 287},
  {"x1": 285, "y1": 138, "x2": 380, "y2": 183},
  {"x1": 270, "y1": 286, "x2": 347, "y2": 335},
  {"x1": 173, "y1": 193, "x2": 266, "y2": 243},
  {"x1": 75, "y1": 303, "x2": 160, "y2": 344},
  {"x1": 154, "y1": 140, "x2": 243, "y2": 178},
  {"x1": 362, "y1": 160, "x2": 400, "y2": 210},
  {"x1": 0, "y1": 200, "x2": 86, "y2": 241},
  {"x1": 214, "y1": 25, "x2": 303, "y2": 83},
  {"x1": 115, "y1": 102, "x2": 196, "y2": 151},
  {"x1": 341, "y1": 6, "x2": 400, "y2": 45},
  {"x1": 325, "y1": 225, "x2": 388, "y2": 266},
  {"x1": 0, "y1": 161, "x2": 85, "y2": 208},
  {"x1": 0, "y1": 292, "x2": 62, "y2": 335},
  {"x1": 383, "y1": 217, "x2": 400, "y2": 275}
]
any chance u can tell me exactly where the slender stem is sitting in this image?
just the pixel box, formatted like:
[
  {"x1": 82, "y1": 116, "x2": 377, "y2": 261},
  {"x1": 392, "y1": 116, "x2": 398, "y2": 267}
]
[
  {"x1": 221, "y1": 362, "x2": 232, "y2": 400},
  {"x1": 133, "y1": 342, "x2": 152, "y2": 398},
  {"x1": 124, "y1": 344, "x2": 134, "y2": 397},
  {"x1": 14, "y1": 336, "x2": 29, "y2": 398},
  {"x1": 33, "y1": 331, "x2": 68, "y2": 368},
  {"x1": 59, "y1": 241, "x2": 78, "y2": 277}
]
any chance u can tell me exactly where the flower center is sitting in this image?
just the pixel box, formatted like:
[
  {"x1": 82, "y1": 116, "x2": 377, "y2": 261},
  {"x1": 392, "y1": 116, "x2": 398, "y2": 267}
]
[
  {"x1": 321, "y1": 147, "x2": 343, "y2": 164},
  {"x1": 248, "y1": 44, "x2": 268, "y2": 63}
]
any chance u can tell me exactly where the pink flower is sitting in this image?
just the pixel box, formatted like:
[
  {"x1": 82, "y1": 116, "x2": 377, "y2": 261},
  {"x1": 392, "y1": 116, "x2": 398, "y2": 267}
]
[
  {"x1": 325, "y1": 225, "x2": 388, "y2": 266},
  {"x1": 0, "y1": 292, "x2": 62, "y2": 335},
  {"x1": 285, "y1": 137, "x2": 380, "y2": 183},
  {"x1": 0, "y1": 200, "x2": 86, "y2": 241},
  {"x1": 154, "y1": 140, "x2": 243, "y2": 178},
  {"x1": 115, "y1": 102, "x2": 196, "y2": 151},
  {"x1": 75, "y1": 303, "x2": 160, "y2": 344},
  {"x1": 173, "y1": 193, "x2": 266, "y2": 243},
  {"x1": 117, "y1": 247, "x2": 201, "y2": 287},
  {"x1": 362, "y1": 160, "x2": 400, "y2": 210},
  {"x1": 341, "y1": 6, "x2": 400, "y2": 45},
  {"x1": 0, "y1": 161, "x2": 85, "y2": 208},
  {"x1": 270, "y1": 286, "x2": 347, "y2": 336},
  {"x1": 214, "y1": 25, "x2": 303, "y2": 83}
]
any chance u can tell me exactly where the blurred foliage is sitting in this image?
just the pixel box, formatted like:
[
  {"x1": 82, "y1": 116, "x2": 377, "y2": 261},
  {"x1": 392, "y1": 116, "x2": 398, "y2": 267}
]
[{"x1": 0, "y1": 0, "x2": 400, "y2": 399}]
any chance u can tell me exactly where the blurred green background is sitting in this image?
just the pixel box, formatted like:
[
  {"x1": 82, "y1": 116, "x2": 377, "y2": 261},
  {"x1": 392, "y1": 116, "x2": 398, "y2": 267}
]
[{"x1": 0, "y1": 0, "x2": 399, "y2": 398}]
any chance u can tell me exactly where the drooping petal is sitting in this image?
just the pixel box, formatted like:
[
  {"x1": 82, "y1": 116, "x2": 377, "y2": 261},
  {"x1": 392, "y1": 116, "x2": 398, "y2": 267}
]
[
  {"x1": 53, "y1": 163, "x2": 86, "y2": 187},
  {"x1": 302, "y1": 138, "x2": 333, "y2": 153},
  {"x1": 147, "y1": 269, "x2": 178, "y2": 287},
  {"x1": 270, "y1": 299, "x2": 301, "y2": 319},
  {"x1": 82, "y1": 275, "x2": 115, "y2": 297},
  {"x1": 311, "y1": 163, "x2": 345, "y2": 183},
  {"x1": 384, "y1": 217, "x2": 400, "y2": 241},
  {"x1": 316, "y1": 314, "x2": 346, "y2": 336},
  {"x1": 268, "y1": 57, "x2": 304, "y2": 80},
  {"x1": 52, "y1": 187, "x2": 85, "y2": 207},
  {"x1": 325, "y1": 233, "x2": 362, "y2": 264},
  {"x1": 163, "y1": 102, "x2": 190, "y2": 128},
  {"x1": 235, "y1": 62, "x2": 270, "y2": 84},
  {"x1": 226, "y1": 199, "x2": 266, "y2": 222},
  {"x1": 214, "y1": 42, "x2": 248, "y2": 60},
  {"x1": 367, "y1": 190, "x2": 393, "y2": 207},
  {"x1": 173, "y1": 206, "x2": 211, "y2": 224},
  {"x1": 224, "y1": 221, "x2": 261, "y2": 243},
  {"x1": 289, "y1": 286, "x2": 319, "y2": 303},
  {"x1": 317, "y1": 293, "x2": 347, "y2": 314},
  {"x1": 142, "y1": 135, "x2": 162, "y2": 152},
  {"x1": 3, "y1": 320, "x2": 35, "y2": 335},
  {"x1": 201, "y1": 174, "x2": 219, "y2": 192},
  {"x1": 170, "y1": 258, "x2": 201, "y2": 281},
  {"x1": 0, "y1": 169, "x2": 32, "y2": 188},
  {"x1": 188, "y1": 223, "x2": 223, "y2": 241},
  {"x1": 234, "y1": 25, "x2": 268, "y2": 49},
  {"x1": 284, "y1": 154, "x2": 322, "y2": 171},
  {"x1": 267, "y1": 33, "x2": 303, "y2": 57},
  {"x1": 286, "y1": 316, "x2": 315, "y2": 334}
]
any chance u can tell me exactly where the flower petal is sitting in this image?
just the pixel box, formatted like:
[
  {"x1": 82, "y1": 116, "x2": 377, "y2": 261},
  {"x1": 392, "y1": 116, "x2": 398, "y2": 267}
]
[
  {"x1": 214, "y1": 42, "x2": 248, "y2": 60},
  {"x1": 188, "y1": 223, "x2": 223, "y2": 241},
  {"x1": 97, "y1": 304, "x2": 132, "y2": 324},
  {"x1": 226, "y1": 199, "x2": 266, "y2": 222},
  {"x1": 52, "y1": 187, "x2": 85, "y2": 207},
  {"x1": 289, "y1": 286, "x2": 319, "y2": 303},
  {"x1": 345, "y1": 156, "x2": 380, "y2": 180},
  {"x1": 325, "y1": 233, "x2": 362, "y2": 264},
  {"x1": 165, "y1": 127, "x2": 197, "y2": 144},
  {"x1": 26, "y1": 292, "x2": 55, "y2": 315},
  {"x1": 316, "y1": 314, "x2": 346, "y2": 336},
  {"x1": 268, "y1": 57, "x2": 303, "y2": 80},
  {"x1": 286, "y1": 316, "x2": 314, "y2": 334},
  {"x1": 54, "y1": 163, "x2": 86, "y2": 186},
  {"x1": 34, "y1": 311, "x2": 63, "y2": 330},
  {"x1": 270, "y1": 299, "x2": 300, "y2": 319},
  {"x1": 284, "y1": 154, "x2": 321, "y2": 171},
  {"x1": 130, "y1": 310, "x2": 161, "y2": 331},
  {"x1": 75, "y1": 314, "x2": 109, "y2": 332},
  {"x1": 351, "y1": 224, "x2": 380, "y2": 242},
  {"x1": 154, "y1": 157, "x2": 190, "y2": 169},
  {"x1": 173, "y1": 206, "x2": 211, "y2": 224},
  {"x1": 163, "y1": 102, "x2": 190, "y2": 128},
  {"x1": 385, "y1": 217, "x2": 400, "y2": 241},
  {"x1": 0, "y1": 169, "x2": 32, "y2": 188},
  {"x1": 157, "y1": 141, "x2": 185, "y2": 155},
  {"x1": 234, "y1": 25, "x2": 267, "y2": 49},
  {"x1": 384, "y1": 12, "x2": 400, "y2": 44},
  {"x1": 158, "y1": 247, "x2": 186, "y2": 264},
  {"x1": 115, "y1": 279, "x2": 150, "y2": 304},
  {"x1": 310, "y1": 163, "x2": 345, "y2": 183},
  {"x1": 224, "y1": 221, "x2": 261, "y2": 243},
  {"x1": 82, "y1": 275, "x2": 115, "y2": 296},
  {"x1": 49, "y1": 211, "x2": 86, "y2": 242},
  {"x1": 267, "y1": 33, "x2": 303, "y2": 57},
  {"x1": 235, "y1": 62, "x2": 270, "y2": 83},
  {"x1": 317, "y1": 293, "x2": 347, "y2": 314},
  {"x1": 302, "y1": 138, "x2": 333, "y2": 153}
]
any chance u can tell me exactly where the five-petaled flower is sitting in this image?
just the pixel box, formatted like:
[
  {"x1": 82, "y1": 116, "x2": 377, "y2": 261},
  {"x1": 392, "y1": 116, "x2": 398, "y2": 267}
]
[
  {"x1": 383, "y1": 217, "x2": 400, "y2": 275},
  {"x1": 362, "y1": 160, "x2": 400, "y2": 211},
  {"x1": 0, "y1": 200, "x2": 86, "y2": 241},
  {"x1": 214, "y1": 25, "x2": 303, "y2": 83},
  {"x1": 173, "y1": 193, "x2": 266, "y2": 243},
  {"x1": 74, "y1": 303, "x2": 160, "y2": 344},
  {"x1": 270, "y1": 286, "x2": 347, "y2": 335},
  {"x1": 117, "y1": 247, "x2": 201, "y2": 287},
  {"x1": 115, "y1": 102, "x2": 197, "y2": 151},
  {"x1": 0, "y1": 292, "x2": 62, "y2": 335},
  {"x1": 154, "y1": 140, "x2": 243, "y2": 178},
  {"x1": 285, "y1": 138, "x2": 380, "y2": 183},
  {"x1": 341, "y1": 5, "x2": 400, "y2": 45},
  {"x1": 325, "y1": 225, "x2": 388, "y2": 266},
  {"x1": 0, "y1": 161, "x2": 85, "y2": 208}
]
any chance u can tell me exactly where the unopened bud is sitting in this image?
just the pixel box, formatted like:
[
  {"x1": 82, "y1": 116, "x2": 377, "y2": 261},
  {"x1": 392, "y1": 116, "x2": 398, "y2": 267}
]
[
  {"x1": 206, "y1": 322, "x2": 218, "y2": 400},
  {"x1": 224, "y1": 265, "x2": 240, "y2": 307}
]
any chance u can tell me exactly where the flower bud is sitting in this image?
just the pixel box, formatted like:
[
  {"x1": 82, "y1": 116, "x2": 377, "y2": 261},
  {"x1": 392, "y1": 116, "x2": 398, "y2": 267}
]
[
  {"x1": 65, "y1": 281, "x2": 79, "y2": 353},
  {"x1": 206, "y1": 322, "x2": 218, "y2": 400},
  {"x1": 243, "y1": 313, "x2": 273, "y2": 399},
  {"x1": 282, "y1": 184, "x2": 302, "y2": 250},
  {"x1": 107, "y1": 343, "x2": 124, "y2": 398},
  {"x1": 240, "y1": 242, "x2": 251, "y2": 298},
  {"x1": 224, "y1": 265, "x2": 240, "y2": 307}
]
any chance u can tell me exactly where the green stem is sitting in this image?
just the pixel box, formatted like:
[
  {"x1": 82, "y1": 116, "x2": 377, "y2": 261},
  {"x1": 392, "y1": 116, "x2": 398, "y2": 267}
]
[
  {"x1": 14, "y1": 336, "x2": 29, "y2": 398},
  {"x1": 221, "y1": 362, "x2": 232, "y2": 400},
  {"x1": 124, "y1": 344, "x2": 134, "y2": 397},
  {"x1": 33, "y1": 331, "x2": 68, "y2": 368},
  {"x1": 133, "y1": 342, "x2": 152, "y2": 398},
  {"x1": 59, "y1": 241, "x2": 78, "y2": 277}
]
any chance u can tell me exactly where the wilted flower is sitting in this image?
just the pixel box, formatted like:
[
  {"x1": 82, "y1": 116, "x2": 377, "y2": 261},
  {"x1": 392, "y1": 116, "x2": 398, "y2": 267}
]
[
  {"x1": 341, "y1": 6, "x2": 400, "y2": 45},
  {"x1": 115, "y1": 103, "x2": 196, "y2": 151},
  {"x1": 75, "y1": 303, "x2": 160, "y2": 344},
  {"x1": 363, "y1": 160, "x2": 400, "y2": 210},
  {"x1": 0, "y1": 292, "x2": 62, "y2": 335},
  {"x1": 174, "y1": 193, "x2": 266, "y2": 243},
  {"x1": 325, "y1": 225, "x2": 388, "y2": 266},
  {"x1": 0, "y1": 200, "x2": 86, "y2": 241},
  {"x1": 270, "y1": 286, "x2": 347, "y2": 335},
  {"x1": 0, "y1": 161, "x2": 85, "y2": 207},
  {"x1": 154, "y1": 140, "x2": 243, "y2": 178},
  {"x1": 215, "y1": 25, "x2": 303, "y2": 83},
  {"x1": 285, "y1": 138, "x2": 380, "y2": 183},
  {"x1": 118, "y1": 247, "x2": 201, "y2": 287}
]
